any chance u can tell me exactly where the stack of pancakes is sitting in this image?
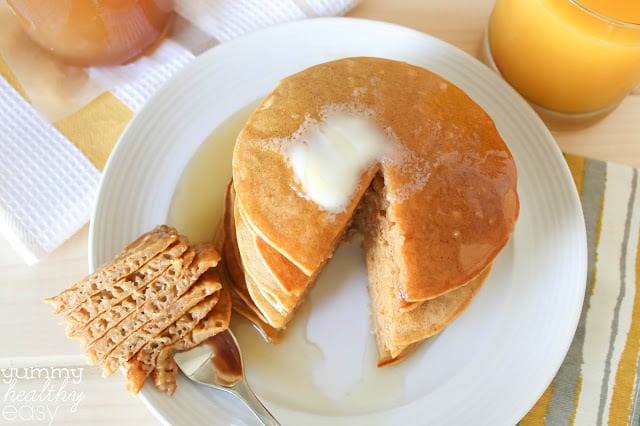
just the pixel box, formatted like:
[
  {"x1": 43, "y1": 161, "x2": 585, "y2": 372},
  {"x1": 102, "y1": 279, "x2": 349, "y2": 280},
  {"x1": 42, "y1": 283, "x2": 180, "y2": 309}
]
[
  {"x1": 221, "y1": 57, "x2": 519, "y2": 365},
  {"x1": 45, "y1": 225, "x2": 231, "y2": 395},
  {"x1": 217, "y1": 183, "x2": 310, "y2": 336}
]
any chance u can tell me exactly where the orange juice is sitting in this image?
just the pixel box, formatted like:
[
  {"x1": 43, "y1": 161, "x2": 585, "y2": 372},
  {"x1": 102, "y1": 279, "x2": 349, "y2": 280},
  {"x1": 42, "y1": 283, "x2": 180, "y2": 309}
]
[
  {"x1": 7, "y1": 0, "x2": 174, "y2": 66},
  {"x1": 488, "y1": 0, "x2": 640, "y2": 114}
]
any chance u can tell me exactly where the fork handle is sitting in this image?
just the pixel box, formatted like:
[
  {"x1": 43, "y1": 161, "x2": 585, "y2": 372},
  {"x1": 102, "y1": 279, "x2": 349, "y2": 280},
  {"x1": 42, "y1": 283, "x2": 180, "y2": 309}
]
[{"x1": 232, "y1": 380, "x2": 281, "y2": 426}]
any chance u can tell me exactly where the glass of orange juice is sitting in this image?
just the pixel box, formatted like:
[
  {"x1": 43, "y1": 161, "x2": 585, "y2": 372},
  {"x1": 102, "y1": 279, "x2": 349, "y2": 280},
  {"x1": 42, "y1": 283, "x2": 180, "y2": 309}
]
[
  {"x1": 6, "y1": 0, "x2": 174, "y2": 67},
  {"x1": 485, "y1": 0, "x2": 640, "y2": 118}
]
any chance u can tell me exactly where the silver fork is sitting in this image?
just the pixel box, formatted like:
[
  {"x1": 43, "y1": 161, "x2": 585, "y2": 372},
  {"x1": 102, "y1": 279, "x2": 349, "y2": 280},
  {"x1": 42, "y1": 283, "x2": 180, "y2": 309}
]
[{"x1": 174, "y1": 329, "x2": 281, "y2": 426}]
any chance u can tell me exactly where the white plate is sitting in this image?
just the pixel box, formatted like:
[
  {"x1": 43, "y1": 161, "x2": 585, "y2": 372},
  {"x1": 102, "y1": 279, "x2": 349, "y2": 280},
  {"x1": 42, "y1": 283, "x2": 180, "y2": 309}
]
[{"x1": 90, "y1": 17, "x2": 587, "y2": 426}]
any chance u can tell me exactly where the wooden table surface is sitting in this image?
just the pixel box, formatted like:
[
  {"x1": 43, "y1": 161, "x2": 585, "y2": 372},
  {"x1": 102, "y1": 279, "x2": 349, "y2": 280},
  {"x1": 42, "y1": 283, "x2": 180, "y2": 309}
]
[{"x1": 1, "y1": 0, "x2": 638, "y2": 425}]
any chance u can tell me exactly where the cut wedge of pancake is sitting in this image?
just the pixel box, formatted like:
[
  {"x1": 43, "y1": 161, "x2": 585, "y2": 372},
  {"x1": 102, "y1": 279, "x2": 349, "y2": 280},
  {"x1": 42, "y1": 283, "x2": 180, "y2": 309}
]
[
  {"x1": 69, "y1": 242, "x2": 194, "y2": 342},
  {"x1": 84, "y1": 243, "x2": 220, "y2": 367},
  {"x1": 45, "y1": 225, "x2": 230, "y2": 395},
  {"x1": 358, "y1": 173, "x2": 493, "y2": 363},
  {"x1": 154, "y1": 286, "x2": 231, "y2": 395},
  {"x1": 45, "y1": 225, "x2": 179, "y2": 314},
  {"x1": 125, "y1": 276, "x2": 232, "y2": 395},
  {"x1": 232, "y1": 57, "x2": 519, "y2": 304},
  {"x1": 96, "y1": 268, "x2": 222, "y2": 376},
  {"x1": 371, "y1": 265, "x2": 490, "y2": 364}
]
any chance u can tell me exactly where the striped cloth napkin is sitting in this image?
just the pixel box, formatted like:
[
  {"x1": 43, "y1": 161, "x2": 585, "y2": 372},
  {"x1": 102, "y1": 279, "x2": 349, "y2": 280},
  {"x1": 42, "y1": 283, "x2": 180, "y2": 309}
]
[
  {"x1": 521, "y1": 154, "x2": 640, "y2": 426},
  {"x1": 0, "y1": 0, "x2": 359, "y2": 265}
]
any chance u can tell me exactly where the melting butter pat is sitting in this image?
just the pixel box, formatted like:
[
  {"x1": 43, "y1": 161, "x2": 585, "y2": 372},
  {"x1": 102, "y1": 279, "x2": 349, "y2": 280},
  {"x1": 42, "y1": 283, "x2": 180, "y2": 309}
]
[{"x1": 288, "y1": 113, "x2": 390, "y2": 213}]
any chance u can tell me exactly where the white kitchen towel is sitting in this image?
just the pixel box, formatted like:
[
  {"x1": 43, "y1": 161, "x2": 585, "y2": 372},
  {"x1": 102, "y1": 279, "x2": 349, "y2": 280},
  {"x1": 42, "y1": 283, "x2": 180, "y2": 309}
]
[{"x1": 0, "y1": 0, "x2": 359, "y2": 265}]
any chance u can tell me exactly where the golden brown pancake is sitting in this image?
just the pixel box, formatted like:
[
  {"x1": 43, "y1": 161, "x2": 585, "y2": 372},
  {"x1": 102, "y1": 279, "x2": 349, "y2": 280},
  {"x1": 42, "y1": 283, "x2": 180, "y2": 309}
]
[
  {"x1": 357, "y1": 172, "x2": 494, "y2": 363},
  {"x1": 235, "y1": 196, "x2": 309, "y2": 298},
  {"x1": 228, "y1": 57, "x2": 519, "y2": 364},
  {"x1": 217, "y1": 182, "x2": 289, "y2": 343},
  {"x1": 371, "y1": 264, "x2": 490, "y2": 361},
  {"x1": 126, "y1": 280, "x2": 232, "y2": 395},
  {"x1": 235, "y1": 201, "x2": 304, "y2": 307},
  {"x1": 45, "y1": 225, "x2": 180, "y2": 314},
  {"x1": 64, "y1": 236, "x2": 191, "y2": 339},
  {"x1": 233, "y1": 57, "x2": 518, "y2": 304},
  {"x1": 46, "y1": 225, "x2": 231, "y2": 394}
]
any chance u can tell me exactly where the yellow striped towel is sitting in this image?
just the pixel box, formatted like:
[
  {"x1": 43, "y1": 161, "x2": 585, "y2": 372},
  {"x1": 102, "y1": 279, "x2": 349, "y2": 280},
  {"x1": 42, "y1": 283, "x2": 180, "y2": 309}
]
[{"x1": 521, "y1": 154, "x2": 640, "y2": 425}]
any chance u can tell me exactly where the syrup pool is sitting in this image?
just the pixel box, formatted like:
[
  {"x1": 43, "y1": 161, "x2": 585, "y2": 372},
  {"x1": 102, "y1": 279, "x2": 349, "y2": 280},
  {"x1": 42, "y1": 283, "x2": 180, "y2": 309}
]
[{"x1": 167, "y1": 101, "x2": 260, "y2": 244}]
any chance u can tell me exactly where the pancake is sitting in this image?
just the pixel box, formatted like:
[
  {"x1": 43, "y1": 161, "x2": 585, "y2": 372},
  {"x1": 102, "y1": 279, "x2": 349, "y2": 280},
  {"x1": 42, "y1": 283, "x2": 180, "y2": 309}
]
[
  {"x1": 231, "y1": 189, "x2": 290, "y2": 328},
  {"x1": 99, "y1": 289, "x2": 221, "y2": 377},
  {"x1": 232, "y1": 57, "x2": 519, "y2": 305},
  {"x1": 218, "y1": 183, "x2": 274, "y2": 324},
  {"x1": 216, "y1": 182, "x2": 288, "y2": 342},
  {"x1": 46, "y1": 225, "x2": 232, "y2": 394},
  {"x1": 64, "y1": 236, "x2": 191, "y2": 338},
  {"x1": 126, "y1": 277, "x2": 232, "y2": 395},
  {"x1": 77, "y1": 247, "x2": 197, "y2": 347},
  {"x1": 370, "y1": 261, "x2": 490, "y2": 362},
  {"x1": 234, "y1": 193, "x2": 309, "y2": 316},
  {"x1": 357, "y1": 172, "x2": 493, "y2": 363},
  {"x1": 235, "y1": 195, "x2": 309, "y2": 298},
  {"x1": 85, "y1": 243, "x2": 221, "y2": 373},
  {"x1": 45, "y1": 225, "x2": 179, "y2": 314},
  {"x1": 228, "y1": 57, "x2": 518, "y2": 365}
]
